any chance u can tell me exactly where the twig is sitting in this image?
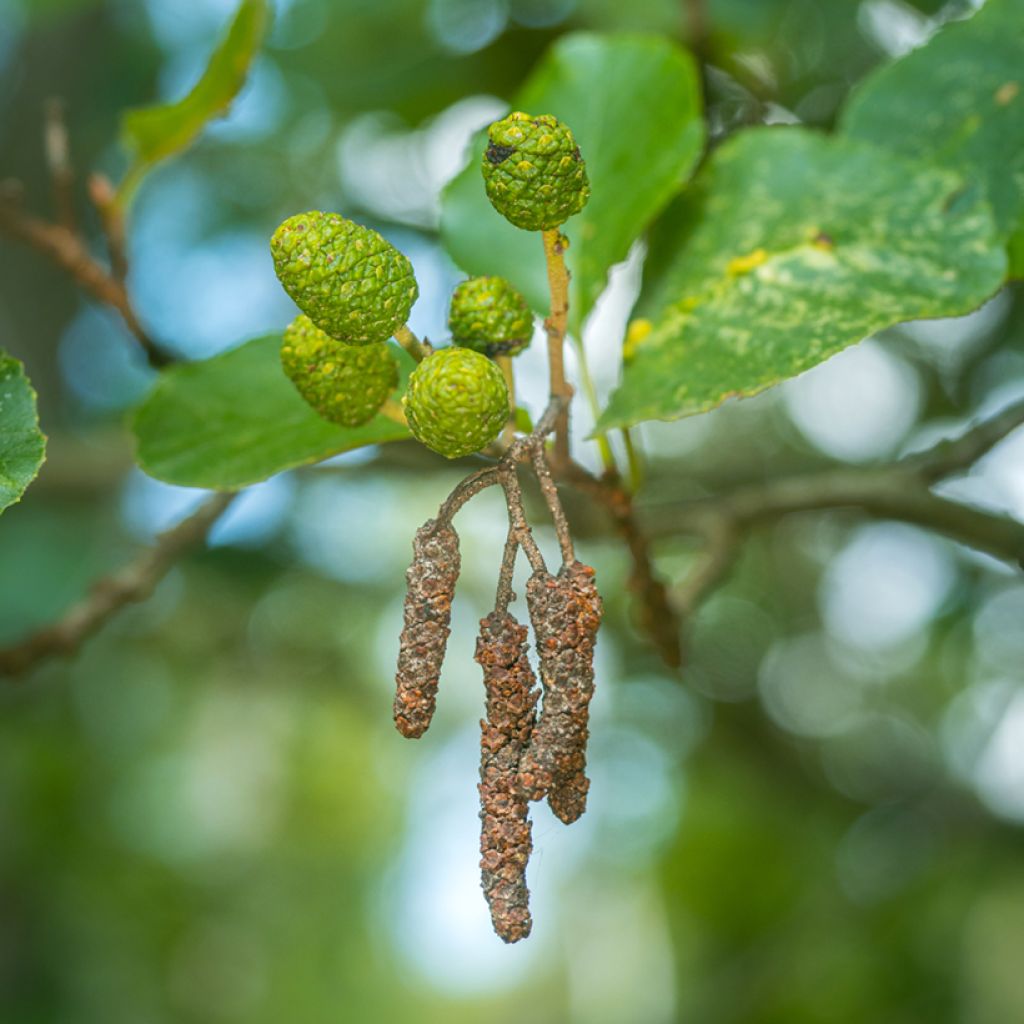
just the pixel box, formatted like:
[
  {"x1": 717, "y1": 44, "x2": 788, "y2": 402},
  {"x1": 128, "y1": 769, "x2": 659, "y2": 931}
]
[
  {"x1": 494, "y1": 528, "x2": 520, "y2": 615},
  {"x1": 394, "y1": 324, "x2": 430, "y2": 362},
  {"x1": 642, "y1": 402, "x2": 1024, "y2": 627},
  {"x1": 572, "y1": 336, "x2": 617, "y2": 474},
  {"x1": 380, "y1": 397, "x2": 408, "y2": 426},
  {"x1": 0, "y1": 493, "x2": 236, "y2": 679},
  {"x1": 501, "y1": 466, "x2": 547, "y2": 573},
  {"x1": 44, "y1": 98, "x2": 76, "y2": 232},
  {"x1": 653, "y1": 468, "x2": 1024, "y2": 567},
  {"x1": 542, "y1": 229, "x2": 573, "y2": 467},
  {"x1": 567, "y1": 461, "x2": 683, "y2": 667},
  {"x1": 0, "y1": 197, "x2": 171, "y2": 368},
  {"x1": 436, "y1": 465, "x2": 501, "y2": 524},
  {"x1": 529, "y1": 443, "x2": 574, "y2": 565},
  {"x1": 908, "y1": 396, "x2": 1024, "y2": 481},
  {"x1": 622, "y1": 427, "x2": 644, "y2": 493},
  {"x1": 88, "y1": 173, "x2": 128, "y2": 283},
  {"x1": 684, "y1": 0, "x2": 709, "y2": 56},
  {"x1": 673, "y1": 517, "x2": 739, "y2": 617},
  {"x1": 496, "y1": 354, "x2": 516, "y2": 446}
]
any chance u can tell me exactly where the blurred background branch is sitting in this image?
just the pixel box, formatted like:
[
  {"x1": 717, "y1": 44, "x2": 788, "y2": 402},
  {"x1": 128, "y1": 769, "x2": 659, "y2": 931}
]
[
  {"x1": 0, "y1": 101, "x2": 172, "y2": 368},
  {"x1": 648, "y1": 398, "x2": 1024, "y2": 628},
  {"x1": 0, "y1": 491, "x2": 234, "y2": 678}
]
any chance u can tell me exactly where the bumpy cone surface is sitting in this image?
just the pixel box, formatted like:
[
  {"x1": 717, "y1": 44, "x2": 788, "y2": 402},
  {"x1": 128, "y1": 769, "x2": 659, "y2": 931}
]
[
  {"x1": 482, "y1": 112, "x2": 590, "y2": 232},
  {"x1": 271, "y1": 211, "x2": 418, "y2": 344},
  {"x1": 403, "y1": 347, "x2": 509, "y2": 459},
  {"x1": 519, "y1": 561, "x2": 602, "y2": 824},
  {"x1": 280, "y1": 316, "x2": 398, "y2": 427},
  {"x1": 394, "y1": 520, "x2": 461, "y2": 738},
  {"x1": 449, "y1": 276, "x2": 533, "y2": 357},
  {"x1": 475, "y1": 611, "x2": 540, "y2": 943}
]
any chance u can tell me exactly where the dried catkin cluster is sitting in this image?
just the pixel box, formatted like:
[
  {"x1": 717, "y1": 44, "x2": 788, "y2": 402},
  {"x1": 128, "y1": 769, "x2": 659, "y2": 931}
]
[
  {"x1": 520, "y1": 561, "x2": 602, "y2": 824},
  {"x1": 475, "y1": 611, "x2": 539, "y2": 942},
  {"x1": 393, "y1": 520, "x2": 460, "y2": 738},
  {"x1": 393, "y1": 453, "x2": 602, "y2": 943}
]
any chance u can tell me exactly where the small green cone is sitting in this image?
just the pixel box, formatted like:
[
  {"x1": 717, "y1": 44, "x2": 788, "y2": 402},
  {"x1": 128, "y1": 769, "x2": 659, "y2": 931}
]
[
  {"x1": 481, "y1": 112, "x2": 590, "y2": 232},
  {"x1": 280, "y1": 315, "x2": 398, "y2": 427},
  {"x1": 271, "y1": 211, "x2": 418, "y2": 344},
  {"x1": 449, "y1": 276, "x2": 533, "y2": 357},
  {"x1": 403, "y1": 347, "x2": 509, "y2": 459}
]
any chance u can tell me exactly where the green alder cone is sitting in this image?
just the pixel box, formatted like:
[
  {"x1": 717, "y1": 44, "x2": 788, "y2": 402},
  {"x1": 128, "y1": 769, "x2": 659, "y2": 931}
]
[
  {"x1": 449, "y1": 276, "x2": 534, "y2": 357},
  {"x1": 482, "y1": 112, "x2": 590, "y2": 232},
  {"x1": 280, "y1": 315, "x2": 398, "y2": 427},
  {"x1": 403, "y1": 347, "x2": 510, "y2": 459},
  {"x1": 271, "y1": 211, "x2": 418, "y2": 344}
]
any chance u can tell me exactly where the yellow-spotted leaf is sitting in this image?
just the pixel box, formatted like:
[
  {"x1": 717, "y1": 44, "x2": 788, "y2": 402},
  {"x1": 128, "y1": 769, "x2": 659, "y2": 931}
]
[
  {"x1": 599, "y1": 127, "x2": 1006, "y2": 430},
  {"x1": 840, "y1": 0, "x2": 1024, "y2": 276}
]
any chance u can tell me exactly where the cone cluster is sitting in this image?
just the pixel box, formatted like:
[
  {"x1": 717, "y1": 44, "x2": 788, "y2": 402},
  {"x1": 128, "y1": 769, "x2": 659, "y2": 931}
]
[{"x1": 393, "y1": 486, "x2": 602, "y2": 943}]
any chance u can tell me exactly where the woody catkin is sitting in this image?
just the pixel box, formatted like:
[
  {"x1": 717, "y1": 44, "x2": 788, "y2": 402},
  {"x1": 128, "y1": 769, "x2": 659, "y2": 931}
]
[
  {"x1": 520, "y1": 561, "x2": 602, "y2": 824},
  {"x1": 393, "y1": 520, "x2": 460, "y2": 738},
  {"x1": 475, "y1": 610, "x2": 539, "y2": 943}
]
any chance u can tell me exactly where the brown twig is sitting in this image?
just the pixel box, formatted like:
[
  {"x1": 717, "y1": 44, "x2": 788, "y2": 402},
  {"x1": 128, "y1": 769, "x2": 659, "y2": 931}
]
[
  {"x1": 0, "y1": 493, "x2": 236, "y2": 679},
  {"x1": 88, "y1": 173, "x2": 128, "y2": 283},
  {"x1": 529, "y1": 443, "x2": 574, "y2": 565},
  {"x1": 495, "y1": 529, "x2": 520, "y2": 615},
  {"x1": 501, "y1": 466, "x2": 547, "y2": 574},
  {"x1": 908, "y1": 396, "x2": 1024, "y2": 482},
  {"x1": 44, "y1": 98, "x2": 76, "y2": 232},
  {"x1": 0, "y1": 196, "x2": 171, "y2": 368},
  {"x1": 672, "y1": 516, "x2": 740, "y2": 617},
  {"x1": 641, "y1": 402, "x2": 1024, "y2": 629},
  {"x1": 2, "y1": 101, "x2": 171, "y2": 367},
  {"x1": 567, "y1": 461, "x2": 683, "y2": 667}
]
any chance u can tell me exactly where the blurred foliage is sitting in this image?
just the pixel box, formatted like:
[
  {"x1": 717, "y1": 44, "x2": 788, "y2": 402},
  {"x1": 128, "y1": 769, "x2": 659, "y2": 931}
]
[
  {"x1": 2, "y1": 1, "x2": 1024, "y2": 1022},
  {"x1": 118, "y1": 0, "x2": 272, "y2": 206}
]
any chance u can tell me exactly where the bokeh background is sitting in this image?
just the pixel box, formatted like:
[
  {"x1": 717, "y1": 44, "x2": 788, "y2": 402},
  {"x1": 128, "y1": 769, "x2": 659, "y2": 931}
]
[{"x1": 3, "y1": 1, "x2": 1024, "y2": 1021}]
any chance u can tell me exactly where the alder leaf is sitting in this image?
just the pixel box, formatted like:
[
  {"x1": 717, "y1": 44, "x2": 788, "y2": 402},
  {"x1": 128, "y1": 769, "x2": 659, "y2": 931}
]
[
  {"x1": 0, "y1": 352, "x2": 46, "y2": 515},
  {"x1": 599, "y1": 127, "x2": 1006, "y2": 430},
  {"x1": 131, "y1": 335, "x2": 411, "y2": 490},
  {"x1": 440, "y1": 32, "x2": 704, "y2": 332},
  {"x1": 839, "y1": 0, "x2": 1024, "y2": 272}
]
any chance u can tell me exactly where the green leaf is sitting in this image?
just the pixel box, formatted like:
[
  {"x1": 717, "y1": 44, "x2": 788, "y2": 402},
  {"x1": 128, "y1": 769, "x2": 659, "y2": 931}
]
[
  {"x1": 118, "y1": 0, "x2": 272, "y2": 203},
  {"x1": 599, "y1": 127, "x2": 1006, "y2": 431},
  {"x1": 131, "y1": 335, "x2": 411, "y2": 490},
  {"x1": 440, "y1": 33, "x2": 704, "y2": 332},
  {"x1": 0, "y1": 353, "x2": 46, "y2": 514},
  {"x1": 839, "y1": 0, "x2": 1024, "y2": 258},
  {"x1": 1009, "y1": 223, "x2": 1024, "y2": 280}
]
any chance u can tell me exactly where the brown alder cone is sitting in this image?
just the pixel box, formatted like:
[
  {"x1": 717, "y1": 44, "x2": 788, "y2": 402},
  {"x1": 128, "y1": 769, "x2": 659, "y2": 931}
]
[
  {"x1": 393, "y1": 520, "x2": 461, "y2": 738},
  {"x1": 520, "y1": 561, "x2": 602, "y2": 824},
  {"x1": 475, "y1": 610, "x2": 540, "y2": 943}
]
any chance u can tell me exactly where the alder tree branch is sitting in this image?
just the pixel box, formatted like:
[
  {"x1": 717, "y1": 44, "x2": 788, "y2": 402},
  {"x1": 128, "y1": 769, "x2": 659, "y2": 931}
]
[
  {"x1": 645, "y1": 398, "x2": 1024, "y2": 635},
  {"x1": 566, "y1": 461, "x2": 683, "y2": 667},
  {"x1": 0, "y1": 493, "x2": 237, "y2": 679},
  {"x1": 0, "y1": 102, "x2": 172, "y2": 368},
  {"x1": 7, "y1": 104, "x2": 1023, "y2": 684}
]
